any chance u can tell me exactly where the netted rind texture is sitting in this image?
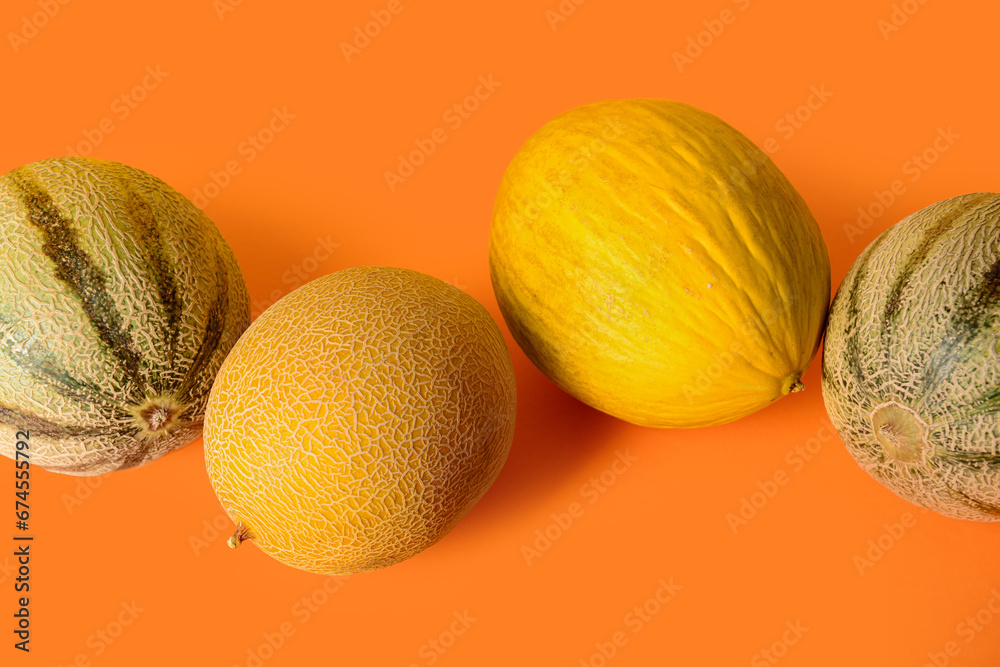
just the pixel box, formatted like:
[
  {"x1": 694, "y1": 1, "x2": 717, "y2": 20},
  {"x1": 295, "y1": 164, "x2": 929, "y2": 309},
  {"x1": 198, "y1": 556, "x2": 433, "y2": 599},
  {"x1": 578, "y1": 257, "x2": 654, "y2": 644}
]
[
  {"x1": 822, "y1": 193, "x2": 1000, "y2": 521},
  {"x1": 0, "y1": 157, "x2": 250, "y2": 475},
  {"x1": 203, "y1": 266, "x2": 517, "y2": 575}
]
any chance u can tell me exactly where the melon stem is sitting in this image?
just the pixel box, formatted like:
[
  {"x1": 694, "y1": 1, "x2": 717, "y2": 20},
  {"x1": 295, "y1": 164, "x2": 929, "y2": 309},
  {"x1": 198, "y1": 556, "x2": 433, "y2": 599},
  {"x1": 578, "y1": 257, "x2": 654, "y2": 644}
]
[
  {"x1": 870, "y1": 402, "x2": 927, "y2": 464},
  {"x1": 128, "y1": 394, "x2": 185, "y2": 440},
  {"x1": 781, "y1": 375, "x2": 805, "y2": 395},
  {"x1": 228, "y1": 522, "x2": 254, "y2": 549}
]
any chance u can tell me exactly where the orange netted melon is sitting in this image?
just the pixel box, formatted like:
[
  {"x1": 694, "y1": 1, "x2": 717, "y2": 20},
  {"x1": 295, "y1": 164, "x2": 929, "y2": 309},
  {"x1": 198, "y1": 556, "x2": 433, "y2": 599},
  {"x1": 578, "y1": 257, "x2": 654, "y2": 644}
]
[
  {"x1": 0, "y1": 157, "x2": 249, "y2": 475},
  {"x1": 489, "y1": 99, "x2": 831, "y2": 428},
  {"x1": 822, "y1": 193, "x2": 1000, "y2": 521},
  {"x1": 203, "y1": 266, "x2": 517, "y2": 575}
]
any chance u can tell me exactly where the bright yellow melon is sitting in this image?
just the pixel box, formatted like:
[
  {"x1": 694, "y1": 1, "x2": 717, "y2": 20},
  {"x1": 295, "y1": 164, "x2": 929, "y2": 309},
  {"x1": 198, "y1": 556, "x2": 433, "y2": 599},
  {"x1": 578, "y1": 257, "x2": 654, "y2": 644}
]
[
  {"x1": 489, "y1": 99, "x2": 831, "y2": 428},
  {"x1": 203, "y1": 266, "x2": 517, "y2": 575}
]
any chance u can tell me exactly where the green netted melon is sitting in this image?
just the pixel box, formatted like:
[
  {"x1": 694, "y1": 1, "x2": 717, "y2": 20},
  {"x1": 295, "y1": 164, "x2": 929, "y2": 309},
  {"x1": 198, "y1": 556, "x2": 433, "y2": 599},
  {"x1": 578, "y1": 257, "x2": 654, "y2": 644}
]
[
  {"x1": 0, "y1": 157, "x2": 249, "y2": 475},
  {"x1": 822, "y1": 193, "x2": 1000, "y2": 520}
]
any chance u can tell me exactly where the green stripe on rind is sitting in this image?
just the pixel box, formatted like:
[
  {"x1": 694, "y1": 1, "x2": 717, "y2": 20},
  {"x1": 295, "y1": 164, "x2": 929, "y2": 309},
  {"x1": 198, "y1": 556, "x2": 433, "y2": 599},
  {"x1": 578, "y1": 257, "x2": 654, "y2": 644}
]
[
  {"x1": 920, "y1": 256, "x2": 1000, "y2": 401},
  {"x1": 950, "y1": 383, "x2": 1000, "y2": 424},
  {"x1": 9, "y1": 170, "x2": 146, "y2": 394},
  {"x1": 42, "y1": 461, "x2": 110, "y2": 475},
  {"x1": 0, "y1": 402, "x2": 107, "y2": 439},
  {"x1": 944, "y1": 484, "x2": 1000, "y2": 518},
  {"x1": 0, "y1": 311, "x2": 121, "y2": 411},
  {"x1": 2, "y1": 337, "x2": 119, "y2": 408},
  {"x1": 839, "y1": 230, "x2": 891, "y2": 402},
  {"x1": 119, "y1": 179, "x2": 183, "y2": 391},
  {"x1": 875, "y1": 195, "x2": 998, "y2": 406},
  {"x1": 114, "y1": 439, "x2": 155, "y2": 471},
  {"x1": 174, "y1": 248, "x2": 230, "y2": 405},
  {"x1": 115, "y1": 243, "x2": 231, "y2": 473},
  {"x1": 935, "y1": 449, "x2": 1000, "y2": 466},
  {"x1": 880, "y1": 198, "x2": 973, "y2": 326}
]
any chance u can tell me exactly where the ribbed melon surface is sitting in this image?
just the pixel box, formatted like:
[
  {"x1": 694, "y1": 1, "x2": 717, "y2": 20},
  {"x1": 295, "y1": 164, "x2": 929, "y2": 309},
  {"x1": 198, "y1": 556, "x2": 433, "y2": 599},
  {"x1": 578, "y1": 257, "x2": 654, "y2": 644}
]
[
  {"x1": 822, "y1": 193, "x2": 1000, "y2": 520},
  {"x1": 0, "y1": 157, "x2": 250, "y2": 475}
]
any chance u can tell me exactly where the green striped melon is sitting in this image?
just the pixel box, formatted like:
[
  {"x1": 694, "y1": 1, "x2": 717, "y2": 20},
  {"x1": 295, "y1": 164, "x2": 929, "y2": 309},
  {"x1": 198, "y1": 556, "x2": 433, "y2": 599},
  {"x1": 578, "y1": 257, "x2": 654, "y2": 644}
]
[
  {"x1": 822, "y1": 193, "x2": 1000, "y2": 521},
  {"x1": 0, "y1": 157, "x2": 250, "y2": 476}
]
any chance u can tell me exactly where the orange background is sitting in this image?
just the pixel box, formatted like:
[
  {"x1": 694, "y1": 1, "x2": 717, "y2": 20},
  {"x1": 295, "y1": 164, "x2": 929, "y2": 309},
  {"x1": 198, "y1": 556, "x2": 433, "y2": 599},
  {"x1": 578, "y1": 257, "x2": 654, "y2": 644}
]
[{"x1": 3, "y1": 0, "x2": 1000, "y2": 665}]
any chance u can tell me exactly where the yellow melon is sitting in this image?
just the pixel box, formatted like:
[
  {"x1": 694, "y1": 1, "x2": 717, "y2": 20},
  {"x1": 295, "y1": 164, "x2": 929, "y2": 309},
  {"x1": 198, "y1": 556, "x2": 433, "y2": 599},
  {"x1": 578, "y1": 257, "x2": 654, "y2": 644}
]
[
  {"x1": 203, "y1": 266, "x2": 517, "y2": 575},
  {"x1": 489, "y1": 99, "x2": 831, "y2": 427}
]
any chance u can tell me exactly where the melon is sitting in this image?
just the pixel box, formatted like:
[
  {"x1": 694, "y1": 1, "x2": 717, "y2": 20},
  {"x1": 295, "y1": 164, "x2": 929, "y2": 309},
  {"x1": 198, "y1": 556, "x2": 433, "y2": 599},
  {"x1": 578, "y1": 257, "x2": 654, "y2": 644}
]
[
  {"x1": 822, "y1": 193, "x2": 1000, "y2": 521},
  {"x1": 489, "y1": 99, "x2": 831, "y2": 428},
  {"x1": 0, "y1": 157, "x2": 250, "y2": 475},
  {"x1": 203, "y1": 266, "x2": 517, "y2": 575}
]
